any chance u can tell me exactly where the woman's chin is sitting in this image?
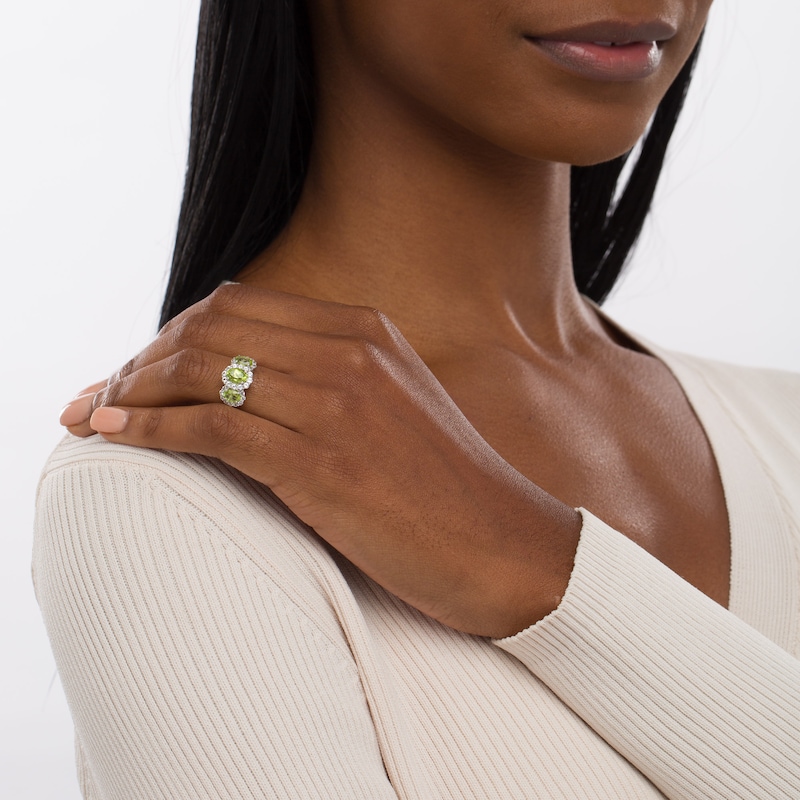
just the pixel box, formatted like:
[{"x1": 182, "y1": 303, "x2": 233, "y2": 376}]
[
  {"x1": 501, "y1": 130, "x2": 649, "y2": 169},
  {"x1": 465, "y1": 101, "x2": 658, "y2": 168}
]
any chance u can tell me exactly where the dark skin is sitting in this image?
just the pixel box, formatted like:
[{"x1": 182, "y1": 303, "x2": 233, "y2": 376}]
[{"x1": 61, "y1": 0, "x2": 726, "y2": 636}]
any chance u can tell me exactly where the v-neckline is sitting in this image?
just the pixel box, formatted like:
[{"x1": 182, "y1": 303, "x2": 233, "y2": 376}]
[{"x1": 591, "y1": 302, "x2": 797, "y2": 650}]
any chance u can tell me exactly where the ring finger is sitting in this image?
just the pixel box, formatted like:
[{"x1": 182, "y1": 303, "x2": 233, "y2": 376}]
[{"x1": 96, "y1": 348, "x2": 309, "y2": 432}]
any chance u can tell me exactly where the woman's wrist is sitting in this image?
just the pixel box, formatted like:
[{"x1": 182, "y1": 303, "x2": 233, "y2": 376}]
[
  {"x1": 422, "y1": 448, "x2": 582, "y2": 638},
  {"x1": 462, "y1": 477, "x2": 581, "y2": 639}
]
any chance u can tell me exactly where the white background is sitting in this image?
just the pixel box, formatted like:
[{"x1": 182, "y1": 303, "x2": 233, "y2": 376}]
[{"x1": 1, "y1": 2, "x2": 798, "y2": 797}]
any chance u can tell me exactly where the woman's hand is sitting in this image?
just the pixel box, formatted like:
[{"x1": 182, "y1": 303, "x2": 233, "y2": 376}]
[{"x1": 59, "y1": 283, "x2": 580, "y2": 637}]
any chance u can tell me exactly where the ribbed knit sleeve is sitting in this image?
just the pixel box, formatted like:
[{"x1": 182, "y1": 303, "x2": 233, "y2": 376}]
[
  {"x1": 496, "y1": 509, "x2": 800, "y2": 800},
  {"x1": 33, "y1": 449, "x2": 397, "y2": 799}
]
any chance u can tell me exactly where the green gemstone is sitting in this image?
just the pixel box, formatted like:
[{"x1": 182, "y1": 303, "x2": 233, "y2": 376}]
[
  {"x1": 224, "y1": 366, "x2": 249, "y2": 385},
  {"x1": 232, "y1": 356, "x2": 256, "y2": 369},
  {"x1": 220, "y1": 387, "x2": 245, "y2": 407}
]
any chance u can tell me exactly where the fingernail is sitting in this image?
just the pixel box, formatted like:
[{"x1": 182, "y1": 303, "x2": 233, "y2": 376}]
[
  {"x1": 59, "y1": 394, "x2": 96, "y2": 427},
  {"x1": 90, "y1": 407, "x2": 130, "y2": 434}
]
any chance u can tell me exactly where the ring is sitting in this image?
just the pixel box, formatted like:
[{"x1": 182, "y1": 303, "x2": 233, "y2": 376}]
[{"x1": 220, "y1": 356, "x2": 257, "y2": 408}]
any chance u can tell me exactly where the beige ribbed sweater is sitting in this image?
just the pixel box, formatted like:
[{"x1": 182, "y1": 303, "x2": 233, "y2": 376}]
[{"x1": 33, "y1": 346, "x2": 800, "y2": 799}]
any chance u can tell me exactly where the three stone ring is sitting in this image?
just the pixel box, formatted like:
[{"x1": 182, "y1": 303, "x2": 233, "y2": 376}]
[{"x1": 219, "y1": 356, "x2": 257, "y2": 408}]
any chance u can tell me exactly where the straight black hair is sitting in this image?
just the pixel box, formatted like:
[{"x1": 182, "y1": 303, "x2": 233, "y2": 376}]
[{"x1": 160, "y1": 1, "x2": 703, "y2": 327}]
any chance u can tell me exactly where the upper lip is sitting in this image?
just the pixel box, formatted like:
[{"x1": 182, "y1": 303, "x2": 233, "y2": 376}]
[{"x1": 527, "y1": 20, "x2": 678, "y2": 45}]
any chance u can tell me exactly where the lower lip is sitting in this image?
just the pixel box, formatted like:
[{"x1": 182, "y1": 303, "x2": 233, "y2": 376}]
[{"x1": 527, "y1": 39, "x2": 662, "y2": 82}]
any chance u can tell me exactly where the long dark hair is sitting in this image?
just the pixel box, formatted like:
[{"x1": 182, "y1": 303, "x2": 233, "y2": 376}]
[{"x1": 160, "y1": 1, "x2": 702, "y2": 327}]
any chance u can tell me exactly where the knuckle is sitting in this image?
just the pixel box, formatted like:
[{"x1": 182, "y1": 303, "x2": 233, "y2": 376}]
[
  {"x1": 171, "y1": 312, "x2": 218, "y2": 349},
  {"x1": 167, "y1": 348, "x2": 214, "y2": 392},
  {"x1": 352, "y1": 305, "x2": 391, "y2": 337},
  {"x1": 141, "y1": 407, "x2": 165, "y2": 439},
  {"x1": 111, "y1": 356, "x2": 138, "y2": 384},
  {"x1": 241, "y1": 424, "x2": 274, "y2": 461},
  {"x1": 98, "y1": 382, "x2": 120, "y2": 408},
  {"x1": 340, "y1": 336, "x2": 382, "y2": 376},
  {"x1": 206, "y1": 283, "x2": 243, "y2": 315},
  {"x1": 194, "y1": 404, "x2": 241, "y2": 444}
]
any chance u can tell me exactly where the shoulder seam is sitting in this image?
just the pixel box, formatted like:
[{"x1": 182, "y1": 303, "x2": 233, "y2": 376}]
[
  {"x1": 146, "y1": 471, "x2": 357, "y2": 660},
  {"x1": 38, "y1": 452, "x2": 356, "y2": 660}
]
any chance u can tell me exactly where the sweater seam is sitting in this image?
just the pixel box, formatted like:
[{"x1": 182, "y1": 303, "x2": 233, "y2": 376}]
[
  {"x1": 152, "y1": 473, "x2": 363, "y2": 663},
  {"x1": 41, "y1": 451, "x2": 358, "y2": 662}
]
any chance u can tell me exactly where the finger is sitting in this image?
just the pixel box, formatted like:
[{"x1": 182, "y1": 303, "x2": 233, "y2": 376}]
[
  {"x1": 65, "y1": 419, "x2": 99, "y2": 438},
  {"x1": 60, "y1": 382, "x2": 110, "y2": 437},
  {"x1": 112, "y1": 314, "x2": 345, "y2": 389},
  {"x1": 60, "y1": 392, "x2": 98, "y2": 428},
  {"x1": 88, "y1": 403, "x2": 305, "y2": 492},
  {"x1": 98, "y1": 348, "x2": 310, "y2": 432},
  {"x1": 160, "y1": 283, "x2": 392, "y2": 341},
  {"x1": 112, "y1": 284, "x2": 400, "y2": 389},
  {"x1": 59, "y1": 380, "x2": 109, "y2": 426}
]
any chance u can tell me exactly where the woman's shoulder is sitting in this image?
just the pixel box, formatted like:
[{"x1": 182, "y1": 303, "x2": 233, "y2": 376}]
[
  {"x1": 38, "y1": 433, "x2": 314, "y2": 543},
  {"x1": 35, "y1": 434, "x2": 347, "y2": 632},
  {"x1": 34, "y1": 440, "x2": 398, "y2": 798}
]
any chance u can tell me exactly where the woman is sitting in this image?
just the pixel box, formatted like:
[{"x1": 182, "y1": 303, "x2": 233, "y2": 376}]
[{"x1": 36, "y1": 0, "x2": 800, "y2": 797}]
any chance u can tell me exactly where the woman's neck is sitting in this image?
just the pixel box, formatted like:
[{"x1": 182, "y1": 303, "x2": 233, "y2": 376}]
[{"x1": 239, "y1": 70, "x2": 607, "y2": 365}]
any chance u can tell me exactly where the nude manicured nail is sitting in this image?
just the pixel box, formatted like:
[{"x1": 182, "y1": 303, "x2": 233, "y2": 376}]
[
  {"x1": 59, "y1": 394, "x2": 96, "y2": 427},
  {"x1": 90, "y1": 407, "x2": 130, "y2": 434}
]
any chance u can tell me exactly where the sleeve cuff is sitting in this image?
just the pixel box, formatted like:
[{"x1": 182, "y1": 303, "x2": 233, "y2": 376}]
[{"x1": 493, "y1": 508, "x2": 800, "y2": 798}]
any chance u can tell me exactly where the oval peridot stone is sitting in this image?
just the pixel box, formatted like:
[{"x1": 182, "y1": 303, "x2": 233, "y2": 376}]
[
  {"x1": 232, "y1": 356, "x2": 256, "y2": 369},
  {"x1": 224, "y1": 366, "x2": 249, "y2": 385},
  {"x1": 220, "y1": 387, "x2": 245, "y2": 407}
]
